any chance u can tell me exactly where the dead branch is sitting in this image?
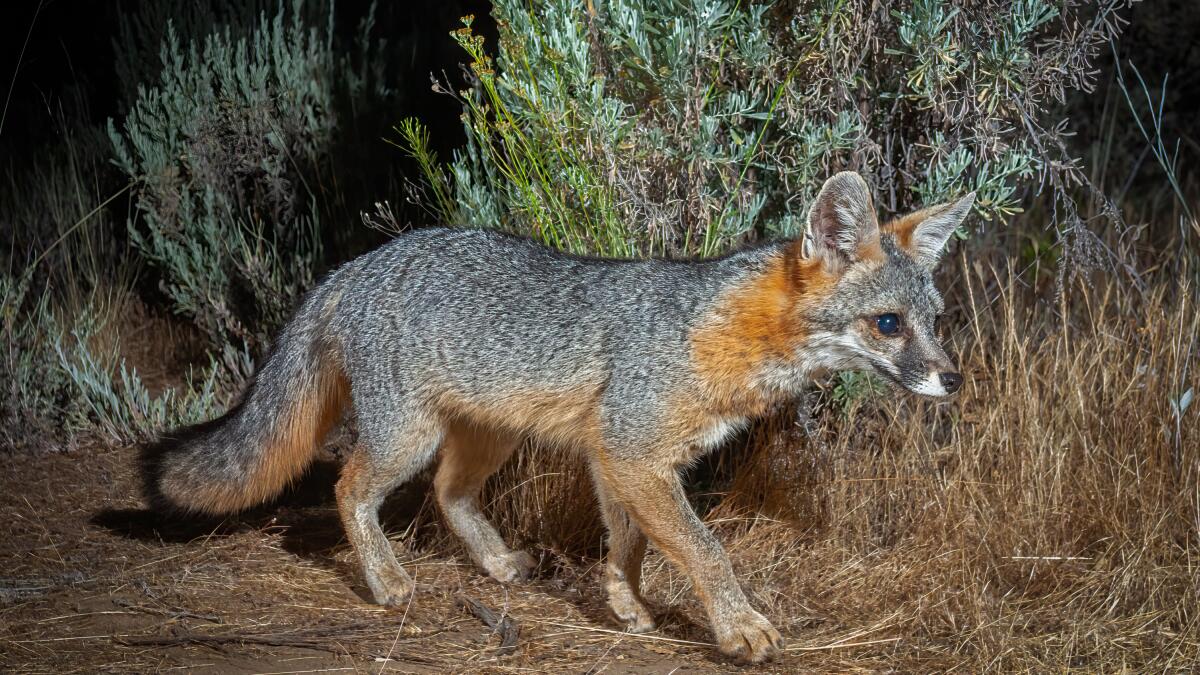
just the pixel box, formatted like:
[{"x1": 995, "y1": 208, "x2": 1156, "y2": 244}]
[{"x1": 456, "y1": 593, "x2": 520, "y2": 655}]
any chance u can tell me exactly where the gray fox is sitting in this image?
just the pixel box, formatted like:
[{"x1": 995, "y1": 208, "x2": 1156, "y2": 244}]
[{"x1": 143, "y1": 171, "x2": 973, "y2": 663}]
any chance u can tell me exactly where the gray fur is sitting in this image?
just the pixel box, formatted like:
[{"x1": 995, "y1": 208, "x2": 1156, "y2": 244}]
[{"x1": 328, "y1": 229, "x2": 775, "y2": 449}]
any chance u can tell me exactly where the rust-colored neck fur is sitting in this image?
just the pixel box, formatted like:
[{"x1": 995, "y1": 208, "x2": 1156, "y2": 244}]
[{"x1": 689, "y1": 242, "x2": 841, "y2": 415}]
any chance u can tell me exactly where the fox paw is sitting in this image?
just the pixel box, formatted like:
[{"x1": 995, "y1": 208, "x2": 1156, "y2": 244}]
[
  {"x1": 713, "y1": 609, "x2": 784, "y2": 663},
  {"x1": 365, "y1": 565, "x2": 415, "y2": 607},
  {"x1": 483, "y1": 550, "x2": 537, "y2": 583},
  {"x1": 607, "y1": 591, "x2": 656, "y2": 634}
]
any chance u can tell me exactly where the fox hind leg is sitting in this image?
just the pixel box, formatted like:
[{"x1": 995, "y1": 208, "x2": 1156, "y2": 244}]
[
  {"x1": 434, "y1": 422, "x2": 536, "y2": 583},
  {"x1": 336, "y1": 414, "x2": 443, "y2": 606},
  {"x1": 590, "y1": 470, "x2": 656, "y2": 633}
]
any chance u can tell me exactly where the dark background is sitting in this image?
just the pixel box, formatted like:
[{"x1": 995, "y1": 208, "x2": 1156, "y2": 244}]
[
  {"x1": 4, "y1": 1, "x2": 1195, "y2": 181},
  {"x1": 0, "y1": 0, "x2": 495, "y2": 188}
]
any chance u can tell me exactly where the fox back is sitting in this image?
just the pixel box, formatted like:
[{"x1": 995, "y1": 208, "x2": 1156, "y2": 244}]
[{"x1": 324, "y1": 226, "x2": 781, "y2": 449}]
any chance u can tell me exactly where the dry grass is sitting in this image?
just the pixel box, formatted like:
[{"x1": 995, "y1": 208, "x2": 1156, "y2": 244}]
[{"x1": 2, "y1": 249, "x2": 1197, "y2": 672}]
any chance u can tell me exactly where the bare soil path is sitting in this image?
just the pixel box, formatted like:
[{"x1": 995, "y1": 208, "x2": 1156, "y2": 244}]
[{"x1": 1, "y1": 444, "x2": 841, "y2": 673}]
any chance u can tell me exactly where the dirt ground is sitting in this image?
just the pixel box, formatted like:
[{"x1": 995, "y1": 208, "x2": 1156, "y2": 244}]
[{"x1": 0, "y1": 443, "x2": 896, "y2": 674}]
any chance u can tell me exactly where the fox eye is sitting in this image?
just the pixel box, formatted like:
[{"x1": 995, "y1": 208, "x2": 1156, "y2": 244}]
[{"x1": 875, "y1": 313, "x2": 901, "y2": 336}]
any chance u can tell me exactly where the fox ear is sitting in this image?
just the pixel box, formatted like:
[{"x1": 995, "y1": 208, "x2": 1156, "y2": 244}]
[
  {"x1": 891, "y1": 192, "x2": 975, "y2": 269},
  {"x1": 803, "y1": 172, "x2": 880, "y2": 269}
]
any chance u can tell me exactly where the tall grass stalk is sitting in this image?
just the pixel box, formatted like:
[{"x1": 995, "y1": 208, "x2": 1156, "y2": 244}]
[{"x1": 1113, "y1": 46, "x2": 1195, "y2": 225}]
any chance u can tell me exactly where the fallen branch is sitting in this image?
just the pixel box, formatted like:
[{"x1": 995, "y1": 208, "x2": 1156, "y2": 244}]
[
  {"x1": 525, "y1": 618, "x2": 902, "y2": 653},
  {"x1": 456, "y1": 594, "x2": 520, "y2": 655},
  {"x1": 112, "y1": 620, "x2": 443, "y2": 662},
  {"x1": 785, "y1": 636, "x2": 902, "y2": 652}
]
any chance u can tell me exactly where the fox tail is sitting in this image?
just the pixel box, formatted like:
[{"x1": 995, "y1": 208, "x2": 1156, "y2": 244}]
[{"x1": 141, "y1": 282, "x2": 349, "y2": 515}]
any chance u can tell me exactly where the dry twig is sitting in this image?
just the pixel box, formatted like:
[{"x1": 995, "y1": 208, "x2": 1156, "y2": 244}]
[{"x1": 456, "y1": 593, "x2": 520, "y2": 655}]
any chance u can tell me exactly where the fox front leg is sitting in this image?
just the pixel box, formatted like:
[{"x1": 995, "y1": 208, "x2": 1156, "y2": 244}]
[
  {"x1": 592, "y1": 453, "x2": 783, "y2": 663},
  {"x1": 590, "y1": 468, "x2": 656, "y2": 633}
]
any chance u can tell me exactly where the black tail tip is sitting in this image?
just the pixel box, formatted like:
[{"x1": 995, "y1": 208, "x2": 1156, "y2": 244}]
[
  {"x1": 138, "y1": 433, "x2": 179, "y2": 513},
  {"x1": 139, "y1": 405, "x2": 242, "y2": 513},
  {"x1": 138, "y1": 417, "x2": 220, "y2": 513}
]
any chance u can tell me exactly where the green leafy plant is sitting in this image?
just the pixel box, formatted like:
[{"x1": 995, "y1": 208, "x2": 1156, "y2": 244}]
[
  {"x1": 54, "y1": 320, "x2": 248, "y2": 444},
  {"x1": 404, "y1": 0, "x2": 1129, "y2": 264},
  {"x1": 108, "y1": 0, "x2": 396, "y2": 352},
  {"x1": 830, "y1": 371, "x2": 890, "y2": 415}
]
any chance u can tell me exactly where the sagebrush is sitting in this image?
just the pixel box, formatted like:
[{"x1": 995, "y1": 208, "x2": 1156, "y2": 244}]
[{"x1": 405, "y1": 0, "x2": 1130, "y2": 261}]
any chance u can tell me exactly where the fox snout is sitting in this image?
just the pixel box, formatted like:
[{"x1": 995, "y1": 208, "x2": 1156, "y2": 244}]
[
  {"x1": 891, "y1": 333, "x2": 963, "y2": 398},
  {"x1": 904, "y1": 368, "x2": 962, "y2": 397},
  {"x1": 940, "y1": 371, "x2": 962, "y2": 393}
]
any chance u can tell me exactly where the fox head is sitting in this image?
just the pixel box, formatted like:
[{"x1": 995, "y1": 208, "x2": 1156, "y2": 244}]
[{"x1": 797, "y1": 171, "x2": 973, "y2": 398}]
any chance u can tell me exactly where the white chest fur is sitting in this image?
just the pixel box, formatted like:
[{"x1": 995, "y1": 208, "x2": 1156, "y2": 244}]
[{"x1": 694, "y1": 416, "x2": 749, "y2": 450}]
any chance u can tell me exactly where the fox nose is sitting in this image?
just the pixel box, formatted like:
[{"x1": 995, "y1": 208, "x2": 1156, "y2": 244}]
[{"x1": 939, "y1": 372, "x2": 963, "y2": 394}]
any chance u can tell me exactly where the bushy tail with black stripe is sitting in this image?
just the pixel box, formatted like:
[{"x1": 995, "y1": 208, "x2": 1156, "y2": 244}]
[{"x1": 142, "y1": 282, "x2": 349, "y2": 514}]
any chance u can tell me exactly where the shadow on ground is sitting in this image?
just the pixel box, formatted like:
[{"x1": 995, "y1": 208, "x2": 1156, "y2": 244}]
[{"x1": 90, "y1": 460, "x2": 432, "y2": 555}]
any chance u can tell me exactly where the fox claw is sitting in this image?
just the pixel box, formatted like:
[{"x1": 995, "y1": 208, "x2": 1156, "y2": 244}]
[
  {"x1": 606, "y1": 580, "x2": 656, "y2": 633},
  {"x1": 714, "y1": 609, "x2": 784, "y2": 663},
  {"x1": 611, "y1": 600, "x2": 656, "y2": 634},
  {"x1": 483, "y1": 550, "x2": 537, "y2": 583},
  {"x1": 365, "y1": 565, "x2": 415, "y2": 606}
]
